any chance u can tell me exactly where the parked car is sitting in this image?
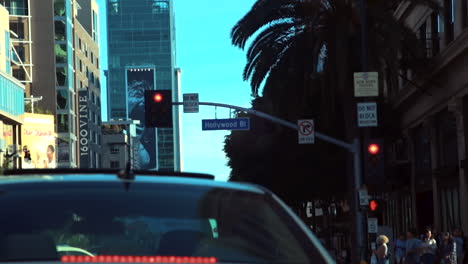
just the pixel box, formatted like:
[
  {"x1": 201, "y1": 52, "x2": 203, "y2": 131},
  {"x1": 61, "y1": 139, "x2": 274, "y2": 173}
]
[{"x1": 0, "y1": 169, "x2": 334, "y2": 264}]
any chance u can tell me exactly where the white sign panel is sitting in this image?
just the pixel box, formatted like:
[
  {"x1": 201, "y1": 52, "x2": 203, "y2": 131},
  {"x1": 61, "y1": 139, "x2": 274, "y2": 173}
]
[
  {"x1": 298, "y1": 120, "x2": 315, "y2": 144},
  {"x1": 183, "y1": 93, "x2": 199, "y2": 113},
  {"x1": 368, "y1": 218, "x2": 378, "y2": 233},
  {"x1": 354, "y1": 72, "x2": 378, "y2": 97},
  {"x1": 357, "y1": 102, "x2": 378, "y2": 127},
  {"x1": 358, "y1": 189, "x2": 369, "y2": 206}
]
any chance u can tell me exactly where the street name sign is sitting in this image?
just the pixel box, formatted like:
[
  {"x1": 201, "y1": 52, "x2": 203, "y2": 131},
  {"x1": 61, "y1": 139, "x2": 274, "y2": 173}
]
[
  {"x1": 298, "y1": 119, "x2": 315, "y2": 144},
  {"x1": 357, "y1": 102, "x2": 378, "y2": 127},
  {"x1": 202, "y1": 118, "x2": 250, "y2": 131},
  {"x1": 368, "y1": 218, "x2": 378, "y2": 233},
  {"x1": 183, "y1": 93, "x2": 199, "y2": 113},
  {"x1": 354, "y1": 72, "x2": 378, "y2": 97}
]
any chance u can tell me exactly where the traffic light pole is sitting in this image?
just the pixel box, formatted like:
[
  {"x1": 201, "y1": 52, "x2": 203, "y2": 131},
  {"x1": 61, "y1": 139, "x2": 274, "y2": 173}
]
[{"x1": 173, "y1": 101, "x2": 364, "y2": 258}]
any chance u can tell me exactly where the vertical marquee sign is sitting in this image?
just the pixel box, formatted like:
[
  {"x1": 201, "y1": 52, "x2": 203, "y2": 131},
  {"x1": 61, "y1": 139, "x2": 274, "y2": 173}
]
[{"x1": 78, "y1": 90, "x2": 90, "y2": 168}]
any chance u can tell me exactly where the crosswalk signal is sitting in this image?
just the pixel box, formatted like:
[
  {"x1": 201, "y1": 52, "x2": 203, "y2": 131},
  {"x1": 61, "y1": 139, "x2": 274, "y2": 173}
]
[
  {"x1": 369, "y1": 200, "x2": 379, "y2": 212},
  {"x1": 364, "y1": 138, "x2": 384, "y2": 184},
  {"x1": 144, "y1": 90, "x2": 173, "y2": 128}
]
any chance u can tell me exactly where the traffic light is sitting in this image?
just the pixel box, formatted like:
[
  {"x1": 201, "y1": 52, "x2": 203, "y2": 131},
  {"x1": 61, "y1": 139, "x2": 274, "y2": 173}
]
[
  {"x1": 369, "y1": 199, "x2": 379, "y2": 212},
  {"x1": 144, "y1": 90, "x2": 173, "y2": 128},
  {"x1": 364, "y1": 138, "x2": 384, "y2": 184}
]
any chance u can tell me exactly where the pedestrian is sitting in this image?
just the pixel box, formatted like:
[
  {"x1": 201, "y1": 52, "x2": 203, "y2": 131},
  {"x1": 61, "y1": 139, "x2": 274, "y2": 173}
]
[
  {"x1": 420, "y1": 228, "x2": 437, "y2": 264},
  {"x1": 374, "y1": 235, "x2": 390, "y2": 264},
  {"x1": 395, "y1": 233, "x2": 406, "y2": 264},
  {"x1": 440, "y1": 232, "x2": 457, "y2": 264},
  {"x1": 452, "y1": 228, "x2": 465, "y2": 264},
  {"x1": 404, "y1": 229, "x2": 421, "y2": 264}
]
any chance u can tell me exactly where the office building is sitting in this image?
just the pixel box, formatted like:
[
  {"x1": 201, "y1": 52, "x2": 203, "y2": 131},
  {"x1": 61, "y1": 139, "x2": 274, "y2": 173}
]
[
  {"x1": 373, "y1": 0, "x2": 468, "y2": 235},
  {"x1": 106, "y1": 0, "x2": 181, "y2": 171},
  {"x1": 0, "y1": 3, "x2": 25, "y2": 168},
  {"x1": 6, "y1": 0, "x2": 103, "y2": 168}
]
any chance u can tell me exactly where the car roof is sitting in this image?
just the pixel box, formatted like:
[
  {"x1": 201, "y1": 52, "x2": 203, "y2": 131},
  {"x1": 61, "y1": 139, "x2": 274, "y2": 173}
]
[{"x1": 0, "y1": 169, "x2": 266, "y2": 195}]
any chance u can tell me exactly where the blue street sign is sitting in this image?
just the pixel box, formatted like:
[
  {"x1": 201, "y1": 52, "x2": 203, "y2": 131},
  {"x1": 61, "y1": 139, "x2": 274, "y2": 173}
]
[{"x1": 202, "y1": 118, "x2": 250, "y2": 131}]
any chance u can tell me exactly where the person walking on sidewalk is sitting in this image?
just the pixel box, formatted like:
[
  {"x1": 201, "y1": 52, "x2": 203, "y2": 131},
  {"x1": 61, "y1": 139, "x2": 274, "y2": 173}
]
[
  {"x1": 440, "y1": 232, "x2": 457, "y2": 264},
  {"x1": 405, "y1": 229, "x2": 421, "y2": 264},
  {"x1": 374, "y1": 235, "x2": 390, "y2": 264},
  {"x1": 395, "y1": 233, "x2": 406, "y2": 264},
  {"x1": 420, "y1": 228, "x2": 437, "y2": 264}
]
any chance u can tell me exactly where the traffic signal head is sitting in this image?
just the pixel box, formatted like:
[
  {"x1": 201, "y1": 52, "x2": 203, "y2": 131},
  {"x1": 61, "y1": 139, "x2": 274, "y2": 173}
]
[
  {"x1": 369, "y1": 200, "x2": 379, "y2": 211},
  {"x1": 144, "y1": 90, "x2": 173, "y2": 128},
  {"x1": 364, "y1": 138, "x2": 384, "y2": 185}
]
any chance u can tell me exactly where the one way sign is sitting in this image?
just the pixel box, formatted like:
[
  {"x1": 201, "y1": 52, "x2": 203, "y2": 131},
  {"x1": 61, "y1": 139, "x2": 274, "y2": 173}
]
[{"x1": 357, "y1": 102, "x2": 378, "y2": 127}]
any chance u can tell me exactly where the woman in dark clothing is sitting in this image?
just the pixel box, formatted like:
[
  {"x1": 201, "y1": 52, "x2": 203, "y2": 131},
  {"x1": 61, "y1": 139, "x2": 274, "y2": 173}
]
[{"x1": 440, "y1": 232, "x2": 457, "y2": 264}]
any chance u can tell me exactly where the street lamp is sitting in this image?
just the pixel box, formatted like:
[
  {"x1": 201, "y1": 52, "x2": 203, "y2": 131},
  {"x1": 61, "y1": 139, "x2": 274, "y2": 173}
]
[{"x1": 24, "y1": 95, "x2": 43, "y2": 113}]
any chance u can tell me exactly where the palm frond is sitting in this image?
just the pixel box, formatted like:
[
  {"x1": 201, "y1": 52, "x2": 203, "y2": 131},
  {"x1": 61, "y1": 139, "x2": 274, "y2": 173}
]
[{"x1": 231, "y1": 0, "x2": 311, "y2": 49}]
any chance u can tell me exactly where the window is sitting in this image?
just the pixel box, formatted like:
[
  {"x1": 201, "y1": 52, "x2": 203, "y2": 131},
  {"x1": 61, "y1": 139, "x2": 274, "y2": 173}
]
[
  {"x1": 152, "y1": 0, "x2": 169, "y2": 14},
  {"x1": 57, "y1": 114, "x2": 69, "y2": 132},
  {"x1": 9, "y1": 21, "x2": 25, "y2": 39},
  {"x1": 12, "y1": 69, "x2": 25, "y2": 81},
  {"x1": 54, "y1": 0, "x2": 65, "y2": 16},
  {"x1": 110, "y1": 0, "x2": 119, "y2": 14},
  {"x1": 110, "y1": 160, "x2": 120, "y2": 168},
  {"x1": 96, "y1": 58, "x2": 99, "y2": 69},
  {"x1": 56, "y1": 67, "x2": 67, "y2": 86},
  {"x1": 79, "y1": 59, "x2": 83, "y2": 72},
  {"x1": 78, "y1": 38, "x2": 82, "y2": 50},
  {"x1": 56, "y1": 90, "x2": 69, "y2": 110},
  {"x1": 55, "y1": 44, "x2": 67, "y2": 63},
  {"x1": 91, "y1": 52, "x2": 94, "y2": 64},
  {"x1": 54, "y1": 20, "x2": 66, "y2": 41}
]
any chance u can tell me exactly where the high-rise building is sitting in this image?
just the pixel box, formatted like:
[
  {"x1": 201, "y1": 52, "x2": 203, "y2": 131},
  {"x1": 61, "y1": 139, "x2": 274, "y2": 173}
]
[
  {"x1": 106, "y1": 0, "x2": 181, "y2": 171},
  {"x1": 0, "y1": 0, "x2": 33, "y2": 95},
  {"x1": 0, "y1": 3, "x2": 25, "y2": 168},
  {"x1": 7, "y1": 0, "x2": 103, "y2": 168}
]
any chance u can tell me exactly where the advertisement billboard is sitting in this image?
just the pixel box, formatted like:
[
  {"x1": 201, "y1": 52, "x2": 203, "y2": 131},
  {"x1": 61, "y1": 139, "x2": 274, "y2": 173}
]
[
  {"x1": 126, "y1": 67, "x2": 157, "y2": 169},
  {"x1": 21, "y1": 113, "x2": 57, "y2": 168}
]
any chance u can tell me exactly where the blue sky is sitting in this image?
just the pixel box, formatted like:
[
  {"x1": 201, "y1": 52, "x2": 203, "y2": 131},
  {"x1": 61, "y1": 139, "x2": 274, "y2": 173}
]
[{"x1": 97, "y1": 0, "x2": 255, "y2": 181}]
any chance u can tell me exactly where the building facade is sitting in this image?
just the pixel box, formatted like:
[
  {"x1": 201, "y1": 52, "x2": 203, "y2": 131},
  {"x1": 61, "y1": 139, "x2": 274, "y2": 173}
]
[
  {"x1": 74, "y1": 1, "x2": 102, "y2": 168},
  {"x1": 9, "y1": 0, "x2": 103, "y2": 168},
  {"x1": 101, "y1": 120, "x2": 139, "y2": 169},
  {"x1": 0, "y1": 0, "x2": 33, "y2": 96},
  {"x1": 106, "y1": 0, "x2": 181, "y2": 171},
  {"x1": 378, "y1": 0, "x2": 468, "y2": 235},
  {"x1": 0, "y1": 3, "x2": 25, "y2": 168}
]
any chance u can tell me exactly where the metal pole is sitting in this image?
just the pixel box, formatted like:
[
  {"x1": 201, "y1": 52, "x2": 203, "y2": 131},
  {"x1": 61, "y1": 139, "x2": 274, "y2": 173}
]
[
  {"x1": 353, "y1": 138, "x2": 365, "y2": 261},
  {"x1": 173, "y1": 102, "x2": 354, "y2": 151}
]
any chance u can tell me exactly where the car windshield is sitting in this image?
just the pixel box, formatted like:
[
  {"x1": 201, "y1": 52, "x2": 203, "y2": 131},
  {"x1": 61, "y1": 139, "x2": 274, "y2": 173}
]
[{"x1": 0, "y1": 179, "x2": 323, "y2": 263}]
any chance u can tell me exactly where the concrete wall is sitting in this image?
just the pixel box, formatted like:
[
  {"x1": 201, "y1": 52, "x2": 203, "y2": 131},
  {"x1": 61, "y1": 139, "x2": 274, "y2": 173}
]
[{"x1": 30, "y1": 0, "x2": 56, "y2": 113}]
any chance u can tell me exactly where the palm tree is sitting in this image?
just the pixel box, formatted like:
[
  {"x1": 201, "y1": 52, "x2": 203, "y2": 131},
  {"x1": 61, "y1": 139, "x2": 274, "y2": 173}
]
[{"x1": 231, "y1": 0, "x2": 438, "y2": 138}]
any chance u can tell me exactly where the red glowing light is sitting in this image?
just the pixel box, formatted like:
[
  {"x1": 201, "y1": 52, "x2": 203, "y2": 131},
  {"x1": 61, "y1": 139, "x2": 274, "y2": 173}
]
[
  {"x1": 153, "y1": 93, "x2": 163, "y2": 103},
  {"x1": 368, "y1": 143, "x2": 380, "y2": 155},
  {"x1": 61, "y1": 256, "x2": 218, "y2": 264},
  {"x1": 370, "y1": 200, "x2": 378, "y2": 211}
]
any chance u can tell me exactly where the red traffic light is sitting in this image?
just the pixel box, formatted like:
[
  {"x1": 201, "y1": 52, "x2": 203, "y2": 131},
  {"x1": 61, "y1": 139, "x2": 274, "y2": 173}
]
[
  {"x1": 368, "y1": 143, "x2": 380, "y2": 155},
  {"x1": 369, "y1": 200, "x2": 378, "y2": 211},
  {"x1": 153, "y1": 93, "x2": 163, "y2": 103}
]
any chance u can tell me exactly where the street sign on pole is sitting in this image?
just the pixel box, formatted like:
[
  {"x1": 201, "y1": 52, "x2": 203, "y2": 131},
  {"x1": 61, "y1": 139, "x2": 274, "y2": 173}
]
[
  {"x1": 354, "y1": 72, "x2": 378, "y2": 97},
  {"x1": 202, "y1": 118, "x2": 249, "y2": 131},
  {"x1": 358, "y1": 189, "x2": 369, "y2": 207},
  {"x1": 183, "y1": 93, "x2": 199, "y2": 113},
  {"x1": 357, "y1": 102, "x2": 377, "y2": 127},
  {"x1": 298, "y1": 120, "x2": 315, "y2": 144},
  {"x1": 368, "y1": 218, "x2": 378, "y2": 233}
]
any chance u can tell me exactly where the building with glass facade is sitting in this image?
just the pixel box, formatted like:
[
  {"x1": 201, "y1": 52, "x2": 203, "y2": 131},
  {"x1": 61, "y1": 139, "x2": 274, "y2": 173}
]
[
  {"x1": 106, "y1": 0, "x2": 181, "y2": 171},
  {"x1": 0, "y1": 3, "x2": 25, "y2": 168}
]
